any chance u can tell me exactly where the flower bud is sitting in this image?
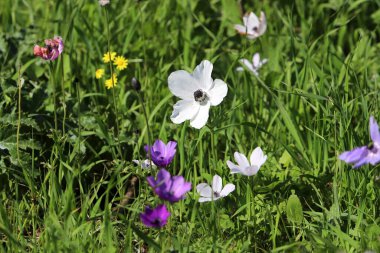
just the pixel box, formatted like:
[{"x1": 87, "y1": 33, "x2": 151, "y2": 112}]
[{"x1": 131, "y1": 77, "x2": 141, "y2": 91}]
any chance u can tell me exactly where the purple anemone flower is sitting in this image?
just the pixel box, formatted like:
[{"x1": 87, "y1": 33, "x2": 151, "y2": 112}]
[
  {"x1": 147, "y1": 169, "x2": 192, "y2": 203},
  {"x1": 145, "y1": 140, "x2": 177, "y2": 167},
  {"x1": 34, "y1": 36, "x2": 64, "y2": 61},
  {"x1": 339, "y1": 116, "x2": 380, "y2": 168},
  {"x1": 140, "y1": 204, "x2": 170, "y2": 228}
]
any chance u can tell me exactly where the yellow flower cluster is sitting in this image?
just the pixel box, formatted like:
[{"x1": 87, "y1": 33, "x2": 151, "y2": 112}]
[{"x1": 96, "y1": 51, "x2": 129, "y2": 89}]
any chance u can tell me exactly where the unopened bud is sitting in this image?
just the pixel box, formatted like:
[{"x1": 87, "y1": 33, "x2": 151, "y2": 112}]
[{"x1": 131, "y1": 77, "x2": 141, "y2": 91}]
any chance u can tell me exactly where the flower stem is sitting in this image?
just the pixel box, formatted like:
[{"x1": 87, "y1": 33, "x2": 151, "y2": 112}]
[
  {"x1": 49, "y1": 63, "x2": 58, "y2": 132},
  {"x1": 251, "y1": 176, "x2": 257, "y2": 251},
  {"x1": 60, "y1": 56, "x2": 66, "y2": 135},
  {"x1": 104, "y1": 7, "x2": 122, "y2": 159},
  {"x1": 137, "y1": 91, "x2": 152, "y2": 167},
  {"x1": 16, "y1": 64, "x2": 22, "y2": 163}
]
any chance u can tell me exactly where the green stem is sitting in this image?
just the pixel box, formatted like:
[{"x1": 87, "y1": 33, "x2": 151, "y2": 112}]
[
  {"x1": 137, "y1": 92, "x2": 152, "y2": 167},
  {"x1": 60, "y1": 56, "x2": 66, "y2": 135},
  {"x1": 49, "y1": 63, "x2": 58, "y2": 132},
  {"x1": 104, "y1": 8, "x2": 122, "y2": 159},
  {"x1": 16, "y1": 65, "x2": 22, "y2": 163},
  {"x1": 251, "y1": 176, "x2": 257, "y2": 252}
]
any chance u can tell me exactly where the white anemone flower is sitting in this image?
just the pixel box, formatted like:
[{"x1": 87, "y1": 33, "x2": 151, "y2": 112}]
[
  {"x1": 196, "y1": 175, "x2": 235, "y2": 202},
  {"x1": 132, "y1": 159, "x2": 156, "y2": 169},
  {"x1": 168, "y1": 60, "x2": 228, "y2": 129},
  {"x1": 236, "y1": 53, "x2": 268, "y2": 76},
  {"x1": 234, "y1": 11, "x2": 267, "y2": 39},
  {"x1": 227, "y1": 147, "x2": 267, "y2": 176},
  {"x1": 99, "y1": 0, "x2": 110, "y2": 6}
]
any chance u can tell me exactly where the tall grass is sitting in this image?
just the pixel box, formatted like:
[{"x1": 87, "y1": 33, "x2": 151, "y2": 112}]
[{"x1": 0, "y1": 0, "x2": 379, "y2": 252}]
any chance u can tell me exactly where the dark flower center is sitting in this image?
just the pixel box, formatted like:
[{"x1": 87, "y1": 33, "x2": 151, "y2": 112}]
[
  {"x1": 193, "y1": 89, "x2": 208, "y2": 104},
  {"x1": 213, "y1": 191, "x2": 220, "y2": 198},
  {"x1": 252, "y1": 26, "x2": 258, "y2": 32}
]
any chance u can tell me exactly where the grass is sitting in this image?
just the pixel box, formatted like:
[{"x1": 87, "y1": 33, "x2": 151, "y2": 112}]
[{"x1": 0, "y1": 0, "x2": 380, "y2": 252}]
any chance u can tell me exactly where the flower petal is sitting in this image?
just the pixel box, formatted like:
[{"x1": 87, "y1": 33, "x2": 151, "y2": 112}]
[
  {"x1": 208, "y1": 79, "x2": 228, "y2": 106},
  {"x1": 252, "y1": 53, "x2": 260, "y2": 68},
  {"x1": 220, "y1": 183, "x2": 235, "y2": 197},
  {"x1": 190, "y1": 102, "x2": 210, "y2": 129},
  {"x1": 198, "y1": 197, "x2": 213, "y2": 202},
  {"x1": 168, "y1": 70, "x2": 198, "y2": 100},
  {"x1": 339, "y1": 146, "x2": 368, "y2": 164},
  {"x1": 196, "y1": 183, "x2": 212, "y2": 197},
  {"x1": 234, "y1": 24, "x2": 248, "y2": 34},
  {"x1": 239, "y1": 59, "x2": 254, "y2": 73},
  {"x1": 250, "y1": 147, "x2": 267, "y2": 168},
  {"x1": 227, "y1": 160, "x2": 242, "y2": 174},
  {"x1": 242, "y1": 166, "x2": 260, "y2": 176},
  {"x1": 246, "y1": 12, "x2": 260, "y2": 32},
  {"x1": 234, "y1": 152, "x2": 250, "y2": 168},
  {"x1": 171, "y1": 100, "x2": 200, "y2": 124},
  {"x1": 258, "y1": 11, "x2": 267, "y2": 35},
  {"x1": 192, "y1": 60, "x2": 213, "y2": 91},
  {"x1": 212, "y1": 175, "x2": 223, "y2": 193},
  {"x1": 370, "y1": 116, "x2": 380, "y2": 144}
]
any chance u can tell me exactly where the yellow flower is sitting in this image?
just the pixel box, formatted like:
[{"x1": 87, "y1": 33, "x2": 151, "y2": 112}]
[
  {"x1": 105, "y1": 74, "x2": 118, "y2": 89},
  {"x1": 102, "y1": 52, "x2": 116, "y2": 63},
  {"x1": 95, "y1": 68, "x2": 105, "y2": 79},
  {"x1": 113, "y1": 56, "x2": 128, "y2": 71}
]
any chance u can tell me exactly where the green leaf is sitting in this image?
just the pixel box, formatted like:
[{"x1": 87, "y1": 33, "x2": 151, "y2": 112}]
[{"x1": 286, "y1": 192, "x2": 304, "y2": 225}]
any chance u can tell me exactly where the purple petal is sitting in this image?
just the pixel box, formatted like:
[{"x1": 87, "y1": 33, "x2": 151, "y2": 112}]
[
  {"x1": 339, "y1": 146, "x2": 368, "y2": 164},
  {"x1": 370, "y1": 116, "x2": 380, "y2": 144},
  {"x1": 146, "y1": 176, "x2": 156, "y2": 188},
  {"x1": 153, "y1": 140, "x2": 166, "y2": 154},
  {"x1": 140, "y1": 205, "x2": 170, "y2": 228}
]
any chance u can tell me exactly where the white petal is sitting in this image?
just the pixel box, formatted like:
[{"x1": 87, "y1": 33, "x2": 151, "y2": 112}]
[
  {"x1": 242, "y1": 165, "x2": 260, "y2": 176},
  {"x1": 227, "y1": 160, "x2": 245, "y2": 174},
  {"x1": 192, "y1": 60, "x2": 214, "y2": 91},
  {"x1": 252, "y1": 53, "x2": 260, "y2": 68},
  {"x1": 168, "y1": 70, "x2": 199, "y2": 100},
  {"x1": 246, "y1": 12, "x2": 260, "y2": 32},
  {"x1": 236, "y1": 67, "x2": 244, "y2": 72},
  {"x1": 234, "y1": 24, "x2": 248, "y2": 34},
  {"x1": 207, "y1": 79, "x2": 228, "y2": 106},
  {"x1": 196, "y1": 183, "x2": 212, "y2": 197},
  {"x1": 239, "y1": 59, "x2": 255, "y2": 73},
  {"x1": 220, "y1": 183, "x2": 235, "y2": 197},
  {"x1": 171, "y1": 100, "x2": 200, "y2": 124},
  {"x1": 132, "y1": 160, "x2": 139, "y2": 165},
  {"x1": 198, "y1": 197, "x2": 213, "y2": 203},
  {"x1": 234, "y1": 152, "x2": 250, "y2": 168},
  {"x1": 250, "y1": 147, "x2": 267, "y2": 168},
  {"x1": 212, "y1": 175, "x2": 223, "y2": 193},
  {"x1": 258, "y1": 11, "x2": 267, "y2": 35},
  {"x1": 189, "y1": 101, "x2": 210, "y2": 129}
]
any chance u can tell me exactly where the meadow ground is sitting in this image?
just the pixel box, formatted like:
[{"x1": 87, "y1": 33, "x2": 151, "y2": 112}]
[{"x1": 0, "y1": 0, "x2": 380, "y2": 252}]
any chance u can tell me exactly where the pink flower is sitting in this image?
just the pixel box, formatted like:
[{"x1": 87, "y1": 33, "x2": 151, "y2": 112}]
[{"x1": 34, "y1": 36, "x2": 64, "y2": 61}]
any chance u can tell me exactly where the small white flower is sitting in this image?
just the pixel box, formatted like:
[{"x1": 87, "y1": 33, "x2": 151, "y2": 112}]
[
  {"x1": 132, "y1": 159, "x2": 156, "y2": 169},
  {"x1": 227, "y1": 147, "x2": 267, "y2": 176},
  {"x1": 234, "y1": 11, "x2": 267, "y2": 39},
  {"x1": 236, "y1": 53, "x2": 268, "y2": 76},
  {"x1": 99, "y1": 0, "x2": 110, "y2": 6},
  {"x1": 168, "y1": 60, "x2": 228, "y2": 129},
  {"x1": 196, "y1": 175, "x2": 235, "y2": 202}
]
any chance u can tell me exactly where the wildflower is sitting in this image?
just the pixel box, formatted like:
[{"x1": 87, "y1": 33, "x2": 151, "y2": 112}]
[
  {"x1": 132, "y1": 159, "x2": 156, "y2": 169},
  {"x1": 102, "y1": 51, "x2": 116, "y2": 63},
  {"x1": 144, "y1": 139, "x2": 177, "y2": 167},
  {"x1": 196, "y1": 175, "x2": 235, "y2": 202},
  {"x1": 140, "y1": 204, "x2": 170, "y2": 228},
  {"x1": 234, "y1": 11, "x2": 267, "y2": 39},
  {"x1": 99, "y1": 0, "x2": 110, "y2": 6},
  {"x1": 147, "y1": 169, "x2": 191, "y2": 203},
  {"x1": 33, "y1": 36, "x2": 64, "y2": 61},
  {"x1": 105, "y1": 73, "x2": 117, "y2": 89},
  {"x1": 236, "y1": 53, "x2": 268, "y2": 76},
  {"x1": 339, "y1": 116, "x2": 380, "y2": 168},
  {"x1": 95, "y1": 68, "x2": 105, "y2": 79},
  {"x1": 227, "y1": 147, "x2": 267, "y2": 176},
  {"x1": 131, "y1": 77, "x2": 141, "y2": 91},
  {"x1": 168, "y1": 60, "x2": 228, "y2": 129},
  {"x1": 113, "y1": 56, "x2": 128, "y2": 71}
]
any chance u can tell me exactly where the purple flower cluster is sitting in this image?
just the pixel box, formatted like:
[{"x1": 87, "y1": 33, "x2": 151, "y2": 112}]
[
  {"x1": 145, "y1": 140, "x2": 177, "y2": 167},
  {"x1": 140, "y1": 139, "x2": 191, "y2": 228},
  {"x1": 339, "y1": 116, "x2": 380, "y2": 168}
]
